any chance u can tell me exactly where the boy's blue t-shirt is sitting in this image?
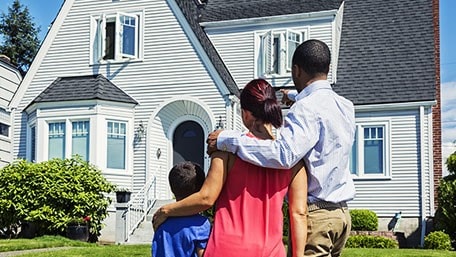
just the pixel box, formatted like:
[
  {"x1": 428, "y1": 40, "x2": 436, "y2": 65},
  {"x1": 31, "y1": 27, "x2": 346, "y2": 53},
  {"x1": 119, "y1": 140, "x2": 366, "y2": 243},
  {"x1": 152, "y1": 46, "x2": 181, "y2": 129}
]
[{"x1": 152, "y1": 214, "x2": 211, "y2": 257}]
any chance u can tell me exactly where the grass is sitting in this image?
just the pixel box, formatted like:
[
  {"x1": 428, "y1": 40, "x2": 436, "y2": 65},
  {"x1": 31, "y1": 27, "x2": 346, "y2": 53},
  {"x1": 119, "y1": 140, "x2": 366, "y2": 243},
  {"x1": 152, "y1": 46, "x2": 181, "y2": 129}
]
[
  {"x1": 1, "y1": 236, "x2": 456, "y2": 257},
  {"x1": 0, "y1": 235, "x2": 92, "y2": 252}
]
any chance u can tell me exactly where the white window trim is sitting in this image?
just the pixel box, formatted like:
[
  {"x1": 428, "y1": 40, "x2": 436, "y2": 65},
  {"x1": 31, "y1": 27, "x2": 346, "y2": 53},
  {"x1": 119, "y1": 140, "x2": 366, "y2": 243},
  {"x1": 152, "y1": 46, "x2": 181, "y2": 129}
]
[
  {"x1": 90, "y1": 10, "x2": 144, "y2": 65},
  {"x1": 105, "y1": 119, "x2": 128, "y2": 171},
  {"x1": 255, "y1": 28, "x2": 307, "y2": 78},
  {"x1": 351, "y1": 119, "x2": 391, "y2": 179}
]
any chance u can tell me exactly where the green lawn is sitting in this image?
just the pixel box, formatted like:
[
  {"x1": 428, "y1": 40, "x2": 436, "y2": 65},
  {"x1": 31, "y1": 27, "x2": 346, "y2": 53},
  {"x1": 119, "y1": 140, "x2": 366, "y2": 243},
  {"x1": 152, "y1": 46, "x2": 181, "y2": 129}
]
[{"x1": 1, "y1": 236, "x2": 455, "y2": 257}]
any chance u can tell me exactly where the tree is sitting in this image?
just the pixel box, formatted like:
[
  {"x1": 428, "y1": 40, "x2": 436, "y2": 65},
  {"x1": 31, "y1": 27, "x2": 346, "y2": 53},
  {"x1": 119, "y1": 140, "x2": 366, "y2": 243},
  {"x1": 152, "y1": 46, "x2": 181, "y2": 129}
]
[
  {"x1": 0, "y1": 0, "x2": 40, "y2": 75},
  {"x1": 434, "y1": 150, "x2": 456, "y2": 247}
]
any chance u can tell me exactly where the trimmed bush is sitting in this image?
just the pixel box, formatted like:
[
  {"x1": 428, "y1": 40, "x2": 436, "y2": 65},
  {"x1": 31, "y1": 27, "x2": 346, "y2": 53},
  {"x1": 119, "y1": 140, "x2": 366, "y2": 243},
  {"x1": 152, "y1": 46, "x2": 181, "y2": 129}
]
[
  {"x1": 350, "y1": 209, "x2": 378, "y2": 231},
  {"x1": 346, "y1": 235, "x2": 398, "y2": 249},
  {"x1": 0, "y1": 157, "x2": 115, "y2": 241},
  {"x1": 424, "y1": 231, "x2": 453, "y2": 250}
]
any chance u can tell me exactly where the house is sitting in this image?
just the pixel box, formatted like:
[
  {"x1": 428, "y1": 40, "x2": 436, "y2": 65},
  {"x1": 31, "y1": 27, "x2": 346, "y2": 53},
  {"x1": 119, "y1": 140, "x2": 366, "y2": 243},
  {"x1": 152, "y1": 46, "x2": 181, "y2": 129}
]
[
  {"x1": 196, "y1": 0, "x2": 440, "y2": 247},
  {"x1": 0, "y1": 55, "x2": 22, "y2": 168},
  {"x1": 9, "y1": 0, "x2": 440, "y2": 246},
  {"x1": 8, "y1": 0, "x2": 241, "y2": 242}
]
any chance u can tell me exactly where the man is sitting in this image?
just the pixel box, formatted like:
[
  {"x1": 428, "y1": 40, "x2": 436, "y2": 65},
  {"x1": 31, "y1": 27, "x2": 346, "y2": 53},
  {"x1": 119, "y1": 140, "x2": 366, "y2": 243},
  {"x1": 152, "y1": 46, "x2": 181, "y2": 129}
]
[{"x1": 207, "y1": 39, "x2": 356, "y2": 257}]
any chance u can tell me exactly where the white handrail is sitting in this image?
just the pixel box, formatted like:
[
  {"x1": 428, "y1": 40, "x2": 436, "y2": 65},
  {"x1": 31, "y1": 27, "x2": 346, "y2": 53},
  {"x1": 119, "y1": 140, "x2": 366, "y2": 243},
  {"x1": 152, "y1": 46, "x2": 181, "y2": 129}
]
[{"x1": 125, "y1": 176, "x2": 156, "y2": 241}]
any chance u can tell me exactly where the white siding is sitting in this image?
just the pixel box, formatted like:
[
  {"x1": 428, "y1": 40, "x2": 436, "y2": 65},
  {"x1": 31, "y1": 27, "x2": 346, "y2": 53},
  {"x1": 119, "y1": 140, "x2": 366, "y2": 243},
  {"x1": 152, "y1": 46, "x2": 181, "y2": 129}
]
[
  {"x1": 205, "y1": 17, "x2": 336, "y2": 89},
  {"x1": 12, "y1": 0, "x2": 233, "y2": 196},
  {"x1": 350, "y1": 108, "x2": 433, "y2": 218}
]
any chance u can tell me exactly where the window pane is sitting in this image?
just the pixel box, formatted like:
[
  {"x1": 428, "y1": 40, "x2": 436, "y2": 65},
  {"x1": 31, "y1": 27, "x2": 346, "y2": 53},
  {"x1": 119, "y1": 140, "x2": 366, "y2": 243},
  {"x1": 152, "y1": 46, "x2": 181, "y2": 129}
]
[
  {"x1": 0, "y1": 123, "x2": 9, "y2": 137},
  {"x1": 272, "y1": 36, "x2": 279, "y2": 74},
  {"x1": 349, "y1": 128, "x2": 358, "y2": 174},
  {"x1": 107, "y1": 121, "x2": 126, "y2": 169},
  {"x1": 72, "y1": 121, "x2": 89, "y2": 161},
  {"x1": 104, "y1": 21, "x2": 115, "y2": 60},
  {"x1": 287, "y1": 32, "x2": 300, "y2": 70},
  {"x1": 120, "y1": 15, "x2": 136, "y2": 56},
  {"x1": 49, "y1": 122, "x2": 65, "y2": 159},
  {"x1": 364, "y1": 139, "x2": 383, "y2": 174},
  {"x1": 31, "y1": 126, "x2": 36, "y2": 162}
]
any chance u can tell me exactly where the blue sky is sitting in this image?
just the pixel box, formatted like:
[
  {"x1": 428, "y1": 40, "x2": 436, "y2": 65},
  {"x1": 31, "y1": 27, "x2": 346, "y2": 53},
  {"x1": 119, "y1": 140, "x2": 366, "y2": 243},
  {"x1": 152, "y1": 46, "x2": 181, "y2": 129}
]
[{"x1": 2, "y1": 0, "x2": 456, "y2": 172}]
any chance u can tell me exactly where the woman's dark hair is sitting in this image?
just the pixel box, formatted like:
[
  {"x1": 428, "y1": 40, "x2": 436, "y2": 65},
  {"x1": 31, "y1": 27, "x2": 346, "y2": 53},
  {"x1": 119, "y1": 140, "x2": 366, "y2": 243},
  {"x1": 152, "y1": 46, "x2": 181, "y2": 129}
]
[
  {"x1": 240, "y1": 79, "x2": 283, "y2": 128},
  {"x1": 292, "y1": 39, "x2": 330, "y2": 76},
  {"x1": 168, "y1": 161, "x2": 205, "y2": 199}
]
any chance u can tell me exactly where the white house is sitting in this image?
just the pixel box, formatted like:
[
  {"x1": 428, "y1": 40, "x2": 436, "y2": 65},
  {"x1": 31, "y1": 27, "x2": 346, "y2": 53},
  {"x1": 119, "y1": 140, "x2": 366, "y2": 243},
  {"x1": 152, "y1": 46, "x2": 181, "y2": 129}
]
[
  {"x1": 0, "y1": 55, "x2": 22, "y2": 168},
  {"x1": 195, "y1": 0, "x2": 440, "y2": 247},
  {"x1": 9, "y1": 0, "x2": 440, "y2": 246}
]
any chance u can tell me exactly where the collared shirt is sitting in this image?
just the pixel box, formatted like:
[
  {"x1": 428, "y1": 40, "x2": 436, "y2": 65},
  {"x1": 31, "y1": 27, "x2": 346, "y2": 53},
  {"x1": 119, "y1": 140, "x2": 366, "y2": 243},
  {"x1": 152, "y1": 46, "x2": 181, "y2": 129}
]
[{"x1": 217, "y1": 80, "x2": 356, "y2": 203}]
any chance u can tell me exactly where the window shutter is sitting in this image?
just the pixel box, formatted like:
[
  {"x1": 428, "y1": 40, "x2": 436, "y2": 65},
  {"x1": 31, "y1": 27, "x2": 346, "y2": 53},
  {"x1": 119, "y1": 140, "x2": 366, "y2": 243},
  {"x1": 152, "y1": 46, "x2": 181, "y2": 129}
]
[{"x1": 260, "y1": 30, "x2": 273, "y2": 75}]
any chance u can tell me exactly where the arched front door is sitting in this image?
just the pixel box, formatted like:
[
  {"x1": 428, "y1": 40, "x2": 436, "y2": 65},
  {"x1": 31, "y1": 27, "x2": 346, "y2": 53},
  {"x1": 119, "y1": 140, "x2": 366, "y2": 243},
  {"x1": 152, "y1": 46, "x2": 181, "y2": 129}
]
[{"x1": 173, "y1": 121, "x2": 204, "y2": 169}]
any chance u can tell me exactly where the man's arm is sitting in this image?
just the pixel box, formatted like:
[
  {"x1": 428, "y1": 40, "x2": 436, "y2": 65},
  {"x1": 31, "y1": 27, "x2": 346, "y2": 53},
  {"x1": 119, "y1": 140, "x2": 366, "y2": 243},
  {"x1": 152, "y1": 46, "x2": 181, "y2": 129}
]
[{"x1": 207, "y1": 104, "x2": 319, "y2": 169}]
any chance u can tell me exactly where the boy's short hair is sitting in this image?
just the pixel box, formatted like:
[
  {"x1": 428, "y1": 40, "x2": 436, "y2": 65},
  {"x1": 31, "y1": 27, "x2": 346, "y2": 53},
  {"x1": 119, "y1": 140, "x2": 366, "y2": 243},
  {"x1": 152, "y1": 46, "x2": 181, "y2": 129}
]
[{"x1": 168, "y1": 161, "x2": 205, "y2": 199}]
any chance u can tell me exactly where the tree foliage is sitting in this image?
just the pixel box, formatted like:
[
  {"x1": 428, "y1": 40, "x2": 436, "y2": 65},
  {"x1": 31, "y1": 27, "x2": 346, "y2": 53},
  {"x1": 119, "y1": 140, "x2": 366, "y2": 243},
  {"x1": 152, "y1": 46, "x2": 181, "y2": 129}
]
[
  {"x1": 0, "y1": 0, "x2": 40, "y2": 75},
  {"x1": 0, "y1": 157, "x2": 116, "y2": 241},
  {"x1": 434, "y1": 151, "x2": 456, "y2": 246}
]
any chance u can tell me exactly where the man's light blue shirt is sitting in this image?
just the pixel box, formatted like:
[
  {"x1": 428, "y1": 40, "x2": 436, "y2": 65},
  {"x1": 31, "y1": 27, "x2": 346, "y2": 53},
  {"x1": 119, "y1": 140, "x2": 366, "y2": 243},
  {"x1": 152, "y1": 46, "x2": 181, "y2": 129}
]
[{"x1": 217, "y1": 80, "x2": 356, "y2": 203}]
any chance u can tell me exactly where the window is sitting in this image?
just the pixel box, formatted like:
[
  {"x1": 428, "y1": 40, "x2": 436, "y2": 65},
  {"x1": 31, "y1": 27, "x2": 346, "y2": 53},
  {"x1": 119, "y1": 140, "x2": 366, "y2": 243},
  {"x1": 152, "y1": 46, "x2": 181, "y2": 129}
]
[
  {"x1": 0, "y1": 122, "x2": 9, "y2": 137},
  {"x1": 72, "y1": 121, "x2": 90, "y2": 161},
  {"x1": 258, "y1": 29, "x2": 304, "y2": 76},
  {"x1": 31, "y1": 126, "x2": 36, "y2": 162},
  {"x1": 107, "y1": 121, "x2": 126, "y2": 169},
  {"x1": 92, "y1": 12, "x2": 142, "y2": 63},
  {"x1": 48, "y1": 122, "x2": 66, "y2": 159},
  {"x1": 350, "y1": 121, "x2": 390, "y2": 178}
]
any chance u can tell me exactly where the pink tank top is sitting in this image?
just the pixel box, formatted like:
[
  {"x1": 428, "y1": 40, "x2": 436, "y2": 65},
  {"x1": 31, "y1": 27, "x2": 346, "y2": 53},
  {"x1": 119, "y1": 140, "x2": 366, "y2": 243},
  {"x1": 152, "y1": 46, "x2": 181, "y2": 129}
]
[{"x1": 203, "y1": 156, "x2": 293, "y2": 257}]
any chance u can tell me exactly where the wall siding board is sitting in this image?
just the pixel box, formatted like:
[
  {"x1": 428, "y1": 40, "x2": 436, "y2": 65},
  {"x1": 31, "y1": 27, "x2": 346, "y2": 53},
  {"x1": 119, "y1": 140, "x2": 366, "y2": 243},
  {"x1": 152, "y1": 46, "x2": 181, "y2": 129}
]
[
  {"x1": 12, "y1": 0, "x2": 233, "y2": 196},
  {"x1": 350, "y1": 108, "x2": 432, "y2": 218}
]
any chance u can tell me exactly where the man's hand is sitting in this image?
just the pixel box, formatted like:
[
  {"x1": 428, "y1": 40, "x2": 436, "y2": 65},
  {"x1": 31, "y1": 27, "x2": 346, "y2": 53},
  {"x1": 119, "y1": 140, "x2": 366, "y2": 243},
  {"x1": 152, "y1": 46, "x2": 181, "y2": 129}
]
[
  {"x1": 280, "y1": 89, "x2": 295, "y2": 106},
  {"x1": 152, "y1": 207, "x2": 168, "y2": 231},
  {"x1": 206, "y1": 129, "x2": 222, "y2": 155}
]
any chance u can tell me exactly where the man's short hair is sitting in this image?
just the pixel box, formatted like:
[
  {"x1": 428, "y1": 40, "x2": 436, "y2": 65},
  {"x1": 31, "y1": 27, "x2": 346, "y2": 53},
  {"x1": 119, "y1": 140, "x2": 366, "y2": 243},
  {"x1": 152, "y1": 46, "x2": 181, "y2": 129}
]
[
  {"x1": 292, "y1": 39, "x2": 331, "y2": 76},
  {"x1": 168, "y1": 161, "x2": 205, "y2": 199}
]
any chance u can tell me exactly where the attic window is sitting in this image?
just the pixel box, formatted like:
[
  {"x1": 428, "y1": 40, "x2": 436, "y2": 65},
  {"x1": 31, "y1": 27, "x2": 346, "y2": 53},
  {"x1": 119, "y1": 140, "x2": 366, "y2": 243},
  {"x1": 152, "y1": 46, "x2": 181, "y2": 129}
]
[
  {"x1": 91, "y1": 11, "x2": 143, "y2": 64},
  {"x1": 0, "y1": 122, "x2": 9, "y2": 137},
  {"x1": 257, "y1": 29, "x2": 305, "y2": 77}
]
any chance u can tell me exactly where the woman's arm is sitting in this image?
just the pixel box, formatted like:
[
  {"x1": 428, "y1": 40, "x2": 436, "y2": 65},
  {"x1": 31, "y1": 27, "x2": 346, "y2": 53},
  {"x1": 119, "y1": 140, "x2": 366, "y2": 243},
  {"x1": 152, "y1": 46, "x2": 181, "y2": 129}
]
[
  {"x1": 288, "y1": 161, "x2": 308, "y2": 257},
  {"x1": 152, "y1": 151, "x2": 229, "y2": 230}
]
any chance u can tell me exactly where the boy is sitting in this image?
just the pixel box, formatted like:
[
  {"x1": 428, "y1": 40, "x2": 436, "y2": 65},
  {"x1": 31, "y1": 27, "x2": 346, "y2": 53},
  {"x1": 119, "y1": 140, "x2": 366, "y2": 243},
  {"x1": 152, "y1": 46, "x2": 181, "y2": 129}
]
[{"x1": 152, "y1": 161, "x2": 210, "y2": 257}]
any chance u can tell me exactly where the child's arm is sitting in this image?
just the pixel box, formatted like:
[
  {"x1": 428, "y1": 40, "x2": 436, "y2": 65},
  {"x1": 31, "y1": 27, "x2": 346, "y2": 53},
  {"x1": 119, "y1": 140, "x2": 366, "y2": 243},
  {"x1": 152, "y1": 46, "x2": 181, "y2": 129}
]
[
  {"x1": 153, "y1": 151, "x2": 229, "y2": 230},
  {"x1": 195, "y1": 247, "x2": 204, "y2": 257},
  {"x1": 288, "y1": 161, "x2": 308, "y2": 257}
]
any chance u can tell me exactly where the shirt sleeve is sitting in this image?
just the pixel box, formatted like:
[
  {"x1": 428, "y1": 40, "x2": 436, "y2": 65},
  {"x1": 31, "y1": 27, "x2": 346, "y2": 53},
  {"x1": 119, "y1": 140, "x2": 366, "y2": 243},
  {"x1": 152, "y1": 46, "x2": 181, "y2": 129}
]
[
  {"x1": 217, "y1": 103, "x2": 319, "y2": 169},
  {"x1": 194, "y1": 218, "x2": 211, "y2": 249},
  {"x1": 287, "y1": 90, "x2": 298, "y2": 102}
]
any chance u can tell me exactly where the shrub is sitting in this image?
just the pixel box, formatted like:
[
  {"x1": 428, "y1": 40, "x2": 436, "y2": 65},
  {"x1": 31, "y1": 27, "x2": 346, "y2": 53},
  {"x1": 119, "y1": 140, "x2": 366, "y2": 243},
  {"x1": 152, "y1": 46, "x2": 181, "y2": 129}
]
[
  {"x1": 434, "y1": 151, "x2": 456, "y2": 243},
  {"x1": 0, "y1": 157, "x2": 116, "y2": 241},
  {"x1": 424, "y1": 231, "x2": 453, "y2": 250},
  {"x1": 346, "y1": 235, "x2": 398, "y2": 249},
  {"x1": 350, "y1": 209, "x2": 378, "y2": 231}
]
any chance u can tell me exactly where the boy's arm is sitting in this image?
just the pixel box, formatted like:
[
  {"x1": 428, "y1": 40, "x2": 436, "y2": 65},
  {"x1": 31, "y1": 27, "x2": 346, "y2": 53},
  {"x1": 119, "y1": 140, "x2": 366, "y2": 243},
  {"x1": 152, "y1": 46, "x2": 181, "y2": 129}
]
[
  {"x1": 153, "y1": 151, "x2": 229, "y2": 230},
  {"x1": 288, "y1": 161, "x2": 308, "y2": 257},
  {"x1": 196, "y1": 248, "x2": 204, "y2": 257}
]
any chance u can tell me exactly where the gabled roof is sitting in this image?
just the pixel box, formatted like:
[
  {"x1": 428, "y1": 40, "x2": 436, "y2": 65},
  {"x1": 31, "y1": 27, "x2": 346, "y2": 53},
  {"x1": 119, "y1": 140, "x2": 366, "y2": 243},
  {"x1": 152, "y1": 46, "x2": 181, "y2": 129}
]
[
  {"x1": 175, "y1": 0, "x2": 240, "y2": 97},
  {"x1": 200, "y1": 0, "x2": 343, "y2": 22},
  {"x1": 28, "y1": 74, "x2": 137, "y2": 107},
  {"x1": 334, "y1": 0, "x2": 437, "y2": 105}
]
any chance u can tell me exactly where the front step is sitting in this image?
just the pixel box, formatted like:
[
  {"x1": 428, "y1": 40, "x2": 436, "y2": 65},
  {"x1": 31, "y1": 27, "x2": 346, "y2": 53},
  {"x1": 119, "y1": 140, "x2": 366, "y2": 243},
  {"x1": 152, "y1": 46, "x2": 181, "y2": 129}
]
[{"x1": 127, "y1": 199, "x2": 175, "y2": 244}]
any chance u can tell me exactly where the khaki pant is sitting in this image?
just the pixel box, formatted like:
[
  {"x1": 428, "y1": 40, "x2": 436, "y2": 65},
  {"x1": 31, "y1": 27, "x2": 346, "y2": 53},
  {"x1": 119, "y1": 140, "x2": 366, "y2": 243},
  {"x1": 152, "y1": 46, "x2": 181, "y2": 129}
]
[{"x1": 288, "y1": 201, "x2": 351, "y2": 257}]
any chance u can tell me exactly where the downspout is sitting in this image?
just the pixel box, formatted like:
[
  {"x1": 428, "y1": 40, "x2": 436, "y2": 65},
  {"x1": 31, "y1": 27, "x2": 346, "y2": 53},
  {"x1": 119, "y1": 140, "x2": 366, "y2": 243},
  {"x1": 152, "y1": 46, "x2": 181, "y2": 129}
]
[{"x1": 419, "y1": 105, "x2": 426, "y2": 247}]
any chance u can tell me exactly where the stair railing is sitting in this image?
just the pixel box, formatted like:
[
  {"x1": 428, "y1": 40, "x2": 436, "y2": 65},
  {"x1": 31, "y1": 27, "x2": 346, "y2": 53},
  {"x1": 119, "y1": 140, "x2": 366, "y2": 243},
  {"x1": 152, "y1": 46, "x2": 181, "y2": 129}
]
[{"x1": 125, "y1": 176, "x2": 157, "y2": 241}]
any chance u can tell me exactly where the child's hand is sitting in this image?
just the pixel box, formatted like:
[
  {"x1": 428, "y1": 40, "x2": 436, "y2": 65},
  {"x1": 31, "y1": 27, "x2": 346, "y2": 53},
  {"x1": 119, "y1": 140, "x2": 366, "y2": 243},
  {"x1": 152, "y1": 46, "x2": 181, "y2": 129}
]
[{"x1": 152, "y1": 207, "x2": 168, "y2": 231}]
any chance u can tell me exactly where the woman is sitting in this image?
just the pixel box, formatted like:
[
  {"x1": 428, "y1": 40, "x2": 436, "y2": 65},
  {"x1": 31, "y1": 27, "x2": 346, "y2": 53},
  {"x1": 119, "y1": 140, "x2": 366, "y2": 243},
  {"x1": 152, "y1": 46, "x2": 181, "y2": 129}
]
[{"x1": 153, "y1": 79, "x2": 307, "y2": 257}]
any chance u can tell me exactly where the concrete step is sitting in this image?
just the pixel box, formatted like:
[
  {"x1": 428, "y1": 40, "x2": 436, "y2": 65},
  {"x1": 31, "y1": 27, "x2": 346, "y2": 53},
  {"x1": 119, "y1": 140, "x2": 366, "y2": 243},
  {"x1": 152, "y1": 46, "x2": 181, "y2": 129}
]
[{"x1": 127, "y1": 199, "x2": 175, "y2": 244}]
